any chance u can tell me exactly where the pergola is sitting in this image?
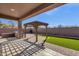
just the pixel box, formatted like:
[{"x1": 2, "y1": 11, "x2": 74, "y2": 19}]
[
  {"x1": 0, "y1": 3, "x2": 65, "y2": 38},
  {"x1": 24, "y1": 21, "x2": 48, "y2": 46}
]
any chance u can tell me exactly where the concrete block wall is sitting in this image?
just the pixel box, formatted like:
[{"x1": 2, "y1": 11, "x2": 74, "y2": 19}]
[{"x1": 26, "y1": 27, "x2": 79, "y2": 38}]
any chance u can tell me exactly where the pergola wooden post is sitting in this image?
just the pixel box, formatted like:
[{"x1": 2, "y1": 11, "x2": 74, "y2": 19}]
[
  {"x1": 35, "y1": 26, "x2": 38, "y2": 42},
  {"x1": 42, "y1": 25, "x2": 48, "y2": 46}
]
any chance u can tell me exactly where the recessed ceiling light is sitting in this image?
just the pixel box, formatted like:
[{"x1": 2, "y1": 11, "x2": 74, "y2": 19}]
[{"x1": 10, "y1": 8, "x2": 15, "y2": 11}]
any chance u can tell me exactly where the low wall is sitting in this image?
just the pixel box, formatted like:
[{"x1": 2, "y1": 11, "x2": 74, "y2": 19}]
[
  {"x1": 0, "y1": 28, "x2": 17, "y2": 36},
  {"x1": 26, "y1": 27, "x2": 79, "y2": 39}
]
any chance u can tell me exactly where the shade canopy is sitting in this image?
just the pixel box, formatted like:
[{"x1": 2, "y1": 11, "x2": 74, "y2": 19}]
[
  {"x1": 24, "y1": 21, "x2": 48, "y2": 46},
  {"x1": 24, "y1": 21, "x2": 48, "y2": 27},
  {"x1": 0, "y1": 3, "x2": 65, "y2": 21}
]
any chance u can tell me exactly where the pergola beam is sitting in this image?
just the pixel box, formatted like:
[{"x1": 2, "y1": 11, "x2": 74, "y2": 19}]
[
  {"x1": 21, "y1": 3, "x2": 65, "y2": 20},
  {"x1": 0, "y1": 13, "x2": 19, "y2": 21},
  {"x1": 20, "y1": 3, "x2": 53, "y2": 20}
]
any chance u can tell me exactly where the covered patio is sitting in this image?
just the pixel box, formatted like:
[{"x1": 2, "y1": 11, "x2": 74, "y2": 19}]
[
  {"x1": 0, "y1": 3, "x2": 65, "y2": 56},
  {"x1": 0, "y1": 3, "x2": 65, "y2": 39}
]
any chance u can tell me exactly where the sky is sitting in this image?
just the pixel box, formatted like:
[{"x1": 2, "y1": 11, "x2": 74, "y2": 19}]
[{"x1": 0, "y1": 3, "x2": 79, "y2": 27}]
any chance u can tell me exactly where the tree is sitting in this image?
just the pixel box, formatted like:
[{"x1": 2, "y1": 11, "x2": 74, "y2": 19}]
[
  {"x1": 0, "y1": 20, "x2": 2, "y2": 28},
  {"x1": 8, "y1": 20, "x2": 15, "y2": 27}
]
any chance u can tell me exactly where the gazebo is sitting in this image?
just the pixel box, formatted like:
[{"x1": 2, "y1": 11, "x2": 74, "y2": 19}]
[{"x1": 24, "y1": 21, "x2": 48, "y2": 46}]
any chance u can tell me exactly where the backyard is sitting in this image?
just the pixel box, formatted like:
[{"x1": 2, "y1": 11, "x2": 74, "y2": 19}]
[{"x1": 46, "y1": 36, "x2": 79, "y2": 51}]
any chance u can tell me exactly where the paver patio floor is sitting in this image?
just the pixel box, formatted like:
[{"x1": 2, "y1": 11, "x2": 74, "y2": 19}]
[{"x1": 0, "y1": 36, "x2": 64, "y2": 56}]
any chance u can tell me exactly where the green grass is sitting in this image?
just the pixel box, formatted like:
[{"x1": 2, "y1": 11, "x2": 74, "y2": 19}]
[{"x1": 46, "y1": 36, "x2": 79, "y2": 51}]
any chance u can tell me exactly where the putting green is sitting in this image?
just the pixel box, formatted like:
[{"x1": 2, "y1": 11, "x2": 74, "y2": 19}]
[{"x1": 46, "y1": 36, "x2": 79, "y2": 51}]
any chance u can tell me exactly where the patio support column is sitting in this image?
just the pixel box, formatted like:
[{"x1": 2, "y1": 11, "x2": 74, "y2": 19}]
[
  {"x1": 17, "y1": 20, "x2": 22, "y2": 39},
  {"x1": 24, "y1": 25, "x2": 27, "y2": 38},
  {"x1": 42, "y1": 25, "x2": 48, "y2": 46},
  {"x1": 35, "y1": 26, "x2": 38, "y2": 43}
]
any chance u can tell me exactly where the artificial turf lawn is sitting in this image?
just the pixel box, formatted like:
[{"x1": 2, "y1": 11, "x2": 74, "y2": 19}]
[{"x1": 46, "y1": 36, "x2": 79, "y2": 51}]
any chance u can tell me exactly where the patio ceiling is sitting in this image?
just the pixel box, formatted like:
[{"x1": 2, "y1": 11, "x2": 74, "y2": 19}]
[{"x1": 0, "y1": 3, "x2": 65, "y2": 21}]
